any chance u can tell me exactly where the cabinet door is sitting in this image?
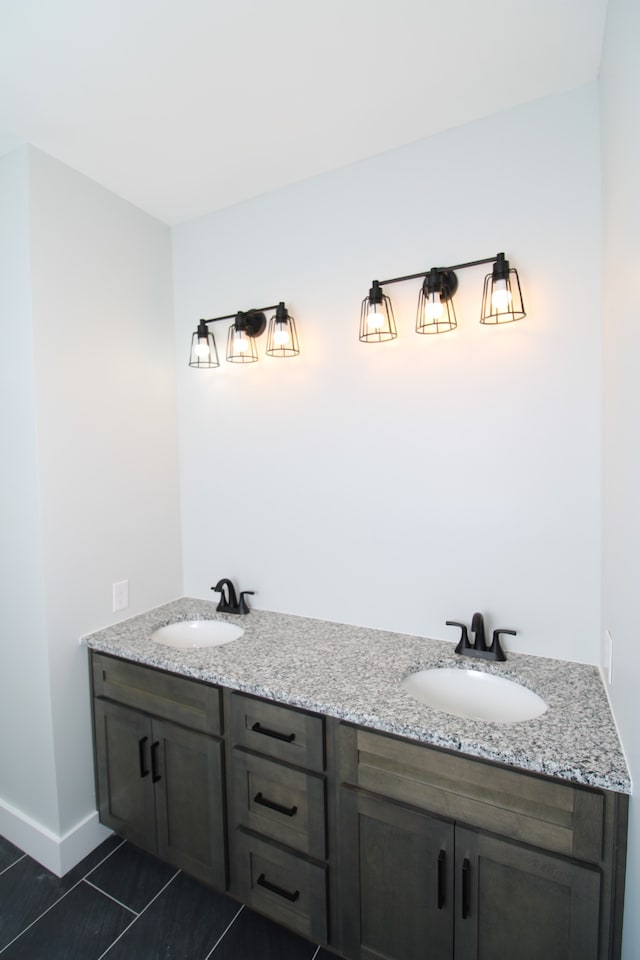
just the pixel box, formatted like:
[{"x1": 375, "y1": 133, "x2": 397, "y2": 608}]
[
  {"x1": 340, "y1": 788, "x2": 454, "y2": 960},
  {"x1": 454, "y1": 827, "x2": 601, "y2": 960},
  {"x1": 153, "y1": 719, "x2": 227, "y2": 889},
  {"x1": 93, "y1": 699, "x2": 156, "y2": 852}
]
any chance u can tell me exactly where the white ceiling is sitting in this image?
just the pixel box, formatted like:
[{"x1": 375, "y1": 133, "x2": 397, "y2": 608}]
[{"x1": 0, "y1": 0, "x2": 608, "y2": 225}]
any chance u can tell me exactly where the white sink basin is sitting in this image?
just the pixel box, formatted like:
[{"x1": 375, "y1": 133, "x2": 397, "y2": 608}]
[
  {"x1": 152, "y1": 620, "x2": 244, "y2": 649},
  {"x1": 401, "y1": 667, "x2": 547, "y2": 723}
]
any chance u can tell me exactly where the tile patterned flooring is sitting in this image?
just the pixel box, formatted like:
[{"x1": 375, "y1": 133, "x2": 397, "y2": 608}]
[{"x1": 0, "y1": 834, "x2": 337, "y2": 959}]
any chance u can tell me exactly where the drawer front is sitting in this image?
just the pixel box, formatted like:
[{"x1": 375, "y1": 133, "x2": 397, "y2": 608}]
[
  {"x1": 233, "y1": 750, "x2": 326, "y2": 858},
  {"x1": 92, "y1": 652, "x2": 222, "y2": 736},
  {"x1": 231, "y1": 693, "x2": 324, "y2": 771},
  {"x1": 339, "y1": 725, "x2": 604, "y2": 864},
  {"x1": 235, "y1": 830, "x2": 328, "y2": 943}
]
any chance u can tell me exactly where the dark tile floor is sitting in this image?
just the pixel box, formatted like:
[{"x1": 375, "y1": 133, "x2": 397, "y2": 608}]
[{"x1": 0, "y1": 834, "x2": 337, "y2": 959}]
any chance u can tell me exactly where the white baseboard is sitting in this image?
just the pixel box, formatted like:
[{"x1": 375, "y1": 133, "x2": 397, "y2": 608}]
[{"x1": 0, "y1": 797, "x2": 112, "y2": 876}]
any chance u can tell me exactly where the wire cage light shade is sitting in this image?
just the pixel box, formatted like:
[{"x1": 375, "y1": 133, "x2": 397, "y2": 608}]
[
  {"x1": 480, "y1": 253, "x2": 526, "y2": 324},
  {"x1": 227, "y1": 314, "x2": 259, "y2": 363},
  {"x1": 266, "y1": 302, "x2": 300, "y2": 357},
  {"x1": 189, "y1": 320, "x2": 220, "y2": 368},
  {"x1": 359, "y1": 281, "x2": 397, "y2": 342},
  {"x1": 416, "y1": 268, "x2": 458, "y2": 335}
]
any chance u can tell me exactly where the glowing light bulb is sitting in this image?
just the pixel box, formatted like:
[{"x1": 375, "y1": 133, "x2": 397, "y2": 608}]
[
  {"x1": 425, "y1": 291, "x2": 444, "y2": 321},
  {"x1": 367, "y1": 306, "x2": 384, "y2": 331},
  {"x1": 194, "y1": 337, "x2": 210, "y2": 358},
  {"x1": 273, "y1": 322, "x2": 291, "y2": 346},
  {"x1": 491, "y1": 278, "x2": 513, "y2": 311},
  {"x1": 235, "y1": 332, "x2": 249, "y2": 353}
]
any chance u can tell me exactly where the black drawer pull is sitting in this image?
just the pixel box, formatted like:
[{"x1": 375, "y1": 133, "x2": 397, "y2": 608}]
[
  {"x1": 256, "y1": 873, "x2": 300, "y2": 903},
  {"x1": 462, "y1": 858, "x2": 471, "y2": 919},
  {"x1": 151, "y1": 741, "x2": 161, "y2": 783},
  {"x1": 138, "y1": 736, "x2": 149, "y2": 778},
  {"x1": 251, "y1": 722, "x2": 296, "y2": 743},
  {"x1": 437, "y1": 849, "x2": 446, "y2": 909},
  {"x1": 254, "y1": 792, "x2": 298, "y2": 817}
]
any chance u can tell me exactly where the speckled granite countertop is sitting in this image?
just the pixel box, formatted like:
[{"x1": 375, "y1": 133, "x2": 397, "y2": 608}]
[{"x1": 84, "y1": 598, "x2": 630, "y2": 794}]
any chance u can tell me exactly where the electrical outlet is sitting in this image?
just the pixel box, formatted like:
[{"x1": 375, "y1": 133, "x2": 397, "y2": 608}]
[
  {"x1": 604, "y1": 629, "x2": 613, "y2": 685},
  {"x1": 112, "y1": 580, "x2": 129, "y2": 612}
]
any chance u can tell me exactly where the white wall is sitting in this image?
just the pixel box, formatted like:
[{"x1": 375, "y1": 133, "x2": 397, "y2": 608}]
[
  {"x1": 173, "y1": 85, "x2": 602, "y2": 663},
  {"x1": 600, "y1": 0, "x2": 640, "y2": 954},
  {"x1": 0, "y1": 147, "x2": 59, "y2": 835},
  {"x1": 0, "y1": 147, "x2": 183, "y2": 872},
  {"x1": 27, "y1": 147, "x2": 184, "y2": 849}
]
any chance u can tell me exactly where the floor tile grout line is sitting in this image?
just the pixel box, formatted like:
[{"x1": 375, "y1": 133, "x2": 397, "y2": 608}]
[
  {"x1": 0, "y1": 837, "x2": 129, "y2": 956},
  {"x1": 95, "y1": 868, "x2": 182, "y2": 960},
  {"x1": 0, "y1": 854, "x2": 26, "y2": 877},
  {"x1": 82, "y1": 837, "x2": 127, "y2": 881},
  {"x1": 83, "y1": 879, "x2": 139, "y2": 917},
  {"x1": 0, "y1": 877, "x2": 87, "y2": 956},
  {"x1": 203, "y1": 903, "x2": 244, "y2": 958}
]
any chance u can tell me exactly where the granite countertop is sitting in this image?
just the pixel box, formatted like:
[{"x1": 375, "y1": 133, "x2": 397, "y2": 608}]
[{"x1": 84, "y1": 597, "x2": 631, "y2": 794}]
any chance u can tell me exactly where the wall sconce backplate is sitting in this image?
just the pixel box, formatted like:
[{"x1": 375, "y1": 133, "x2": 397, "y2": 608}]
[
  {"x1": 436, "y1": 269, "x2": 459, "y2": 302},
  {"x1": 243, "y1": 311, "x2": 267, "y2": 338}
]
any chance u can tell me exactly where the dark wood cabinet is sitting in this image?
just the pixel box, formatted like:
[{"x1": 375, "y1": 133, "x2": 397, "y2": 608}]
[
  {"x1": 234, "y1": 830, "x2": 328, "y2": 943},
  {"x1": 227, "y1": 692, "x2": 329, "y2": 943},
  {"x1": 92, "y1": 654, "x2": 226, "y2": 889},
  {"x1": 90, "y1": 652, "x2": 627, "y2": 960},
  {"x1": 93, "y1": 698, "x2": 156, "y2": 851},
  {"x1": 340, "y1": 788, "x2": 453, "y2": 960},
  {"x1": 337, "y1": 724, "x2": 627, "y2": 960},
  {"x1": 339, "y1": 786, "x2": 602, "y2": 960},
  {"x1": 455, "y1": 827, "x2": 600, "y2": 960},
  {"x1": 152, "y1": 717, "x2": 226, "y2": 886}
]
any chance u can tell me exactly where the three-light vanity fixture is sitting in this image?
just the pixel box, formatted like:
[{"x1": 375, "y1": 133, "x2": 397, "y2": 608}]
[
  {"x1": 359, "y1": 251, "x2": 526, "y2": 343},
  {"x1": 189, "y1": 301, "x2": 299, "y2": 368}
]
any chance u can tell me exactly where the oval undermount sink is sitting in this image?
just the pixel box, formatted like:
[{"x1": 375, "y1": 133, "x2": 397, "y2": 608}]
[
  {"x1": 401, "y1": 667, "x2": 547, "y2": 723},
  {"x1": 152, "y1": 620, "x2": 244, "y2": 649}
]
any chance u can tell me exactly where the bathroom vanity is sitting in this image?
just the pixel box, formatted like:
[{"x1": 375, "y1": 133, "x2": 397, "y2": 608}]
[{"x1": 86, "y1": 599, "x2": 629, "y2": 960}]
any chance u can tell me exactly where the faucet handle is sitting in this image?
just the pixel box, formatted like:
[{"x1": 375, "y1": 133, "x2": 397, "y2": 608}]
[
  {"x1": 489, "y1": 628, "x2": 515, "y2": 662},
  {"x1": 446, "y1": 620, "x2": 471, "y2": 653},
  {"x1": 238, "y1": 591, "x2": 255, "y2": 615}
]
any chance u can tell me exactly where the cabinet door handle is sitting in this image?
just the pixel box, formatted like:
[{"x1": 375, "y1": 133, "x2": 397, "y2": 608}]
[
  {"x1": 251, "y1": 722, "x2": 296, "y2": 743},
  {"x1": 461, "y1": 858, "x2": 471, "y2": 919},
  {"x1": 138, "y1": 736, "x2": 149, "y2": 778},
  {"x1": 437, "y1": 849, "x2": 446, "y2": 909},
  {"x1": 256, "y1": 872, "x2": 300, "y2": 903},
  {"x1": 253, "y1": 792, "x2": 298, "y2": 817},
  {"x1": 151, "y1": 741, "x2": 161, "y2": 783}
]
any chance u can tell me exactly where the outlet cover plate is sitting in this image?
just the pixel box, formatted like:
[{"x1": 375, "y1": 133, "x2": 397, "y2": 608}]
[{"x1": 112, "y1": 580, "x2": 129, "y2": 612}]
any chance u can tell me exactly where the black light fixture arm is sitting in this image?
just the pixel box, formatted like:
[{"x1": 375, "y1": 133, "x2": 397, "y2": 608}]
[
  {"x1": 377, "y1": 254, "x2": 501, "y2": 288},
  {"x1": 200, "y1": 304, "x2": 282, "y2": 327}
]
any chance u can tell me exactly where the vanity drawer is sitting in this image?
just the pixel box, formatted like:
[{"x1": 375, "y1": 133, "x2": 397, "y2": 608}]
[
  {"x1": 339, "y1": 725, "x2": 604, "y2": 864},
  {"x1": 235, "y1": 830, "x2": 328, "y2": 943},
  {"x1": 91, "y1": 653, "x2": 222, "y2": 736},
  {"x1": 231, "y1": 693, "x2": 324, "y2": 771},
  {"x1": 232, "y1": 750, "x2": 326, "y2": 858}
]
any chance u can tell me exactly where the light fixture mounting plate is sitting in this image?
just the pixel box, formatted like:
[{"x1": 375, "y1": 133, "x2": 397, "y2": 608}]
[
  {"x1": 244, "y1": 311, "x2": 267, "y2": 338},
  {"x1": 438, "y1": 269, "x2": 458, "y2": 302}
]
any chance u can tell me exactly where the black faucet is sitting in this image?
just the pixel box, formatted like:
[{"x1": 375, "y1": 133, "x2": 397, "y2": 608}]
[
  {"x1": 471, "y1": 612, "x2": 486, "y2": 651},
  {"x1": 446, "y1": 613, "x2": 515, "y2": 662},
  {"x1": 212, "y1": 578, "x2": 254, "y2": 615}
]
